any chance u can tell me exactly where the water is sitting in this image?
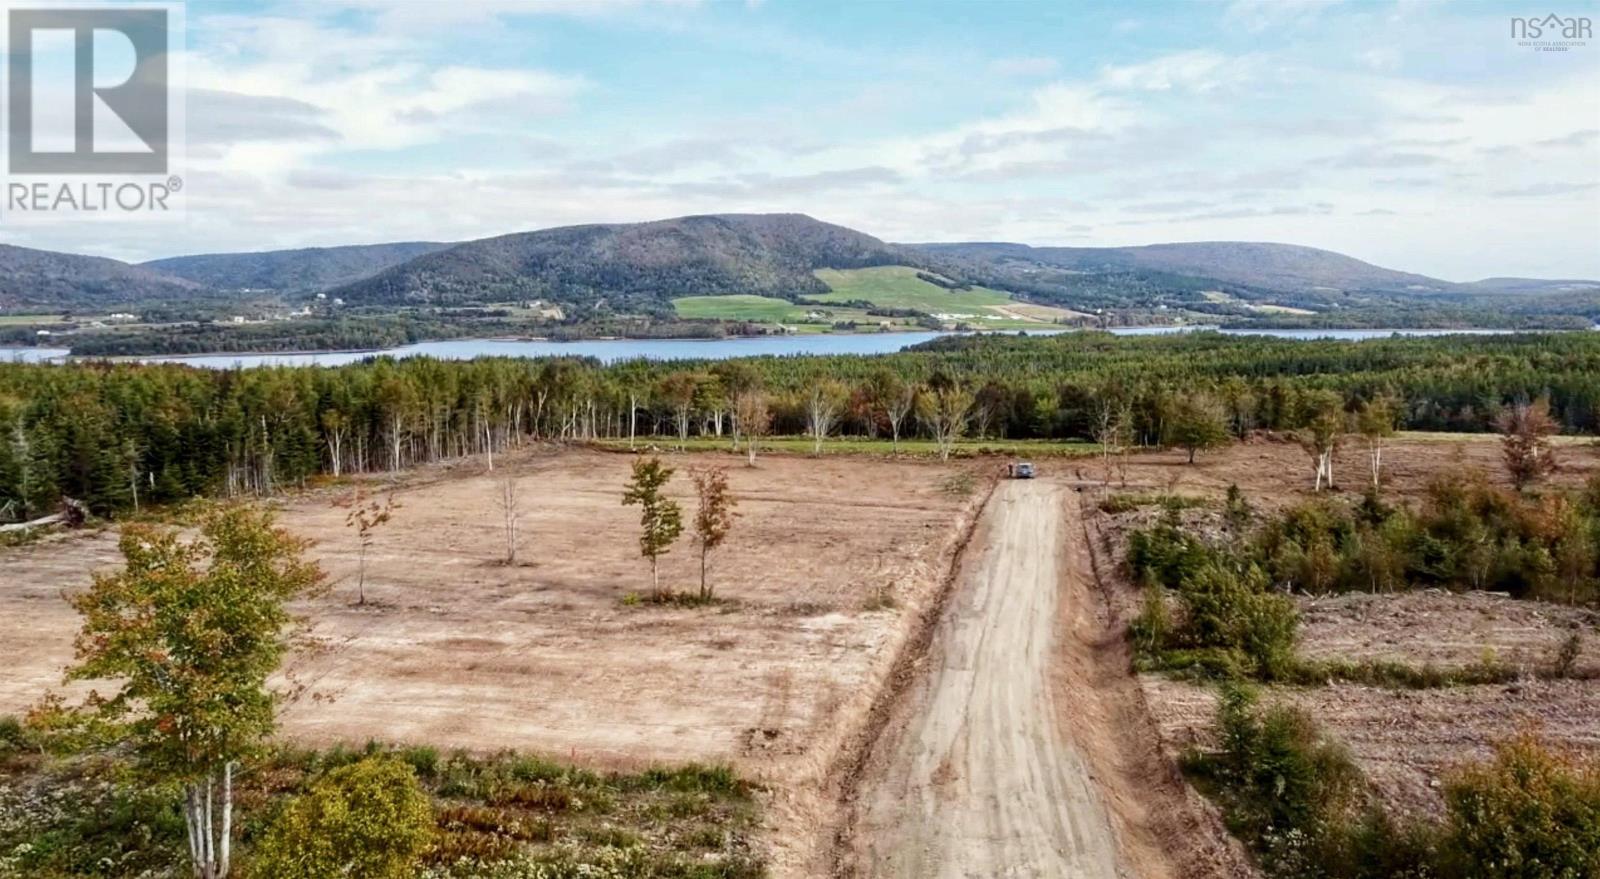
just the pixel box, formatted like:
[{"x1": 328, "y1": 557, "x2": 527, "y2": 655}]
[
  {"x1": 0, "y1": 346, "x2": 70, "y2": 363},
  {"x1": 0, "y1": 326, "x2": 1527, "y2": 368}
]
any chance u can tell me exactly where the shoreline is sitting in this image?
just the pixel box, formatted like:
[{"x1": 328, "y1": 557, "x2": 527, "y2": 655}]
[{"x1": 0, "y1": 325, "x2": 1566, "y2": 367}]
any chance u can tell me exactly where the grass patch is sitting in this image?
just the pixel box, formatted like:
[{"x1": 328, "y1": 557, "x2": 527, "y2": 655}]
[
  {"x1": 0, "y1": 737, "x2": 763, "y2": 878},
  {"x1": 1099, "y1": 492, "x2": 1208, "y2": 514},
  {"x1": 596, "y1": 435, "x2": 1100, "y2": 459}
]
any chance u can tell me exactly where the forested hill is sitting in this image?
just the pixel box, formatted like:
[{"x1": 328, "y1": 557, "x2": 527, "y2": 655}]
[
  {"x1": 329, "y1": 213, "x2": 916, "y2": 312},
  {"x1": 912, "y1": 241, "x2": 1451, "y2": 294},
  {"x1": 0, "y1": 243, "x2": 203, "y2": 309},
  {"x1": 142, "y1": 241, "x2": 451, "y2": 292}
]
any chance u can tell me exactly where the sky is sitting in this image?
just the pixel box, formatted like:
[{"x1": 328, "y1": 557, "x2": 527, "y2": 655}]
[{"x1": 6, "y1": 0, "x2": 1600, "y2": 280}]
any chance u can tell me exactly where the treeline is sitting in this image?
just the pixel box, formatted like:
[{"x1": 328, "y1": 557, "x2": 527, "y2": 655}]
[
  {"x1": 47, "y1": 314, "x2": 753, "y2": 357},
  {"x1": 3, "y1": 331, "x2": 1600, "y2": 520}
]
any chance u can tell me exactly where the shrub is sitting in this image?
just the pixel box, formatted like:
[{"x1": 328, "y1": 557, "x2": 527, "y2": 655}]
[
  {"x1": 1141, "y1": 554, "x2": 1300, "y2": 681},
  {"x1": 249, "y1": 756, "x2": 433, "y2": 879},
  {"x1": 1205, "y1": 685, "x2": 1359, "y2": 837},
  {"x1": 1191, "y1": 693, "x2": 1600, "y2": 879},
  {"x1": 1441, "y1": 731, "x2": 1600, "y2": 879}
]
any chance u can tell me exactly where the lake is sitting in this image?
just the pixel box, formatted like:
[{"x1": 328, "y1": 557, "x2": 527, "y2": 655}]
[{"x1": 0, "y1": 326, "x2": 1524, "y2": 368}]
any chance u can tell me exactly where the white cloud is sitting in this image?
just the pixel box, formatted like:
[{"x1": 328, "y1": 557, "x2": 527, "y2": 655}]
[{"x1": 1098, "y1": 50, "x2": 1254, "y2": 93}]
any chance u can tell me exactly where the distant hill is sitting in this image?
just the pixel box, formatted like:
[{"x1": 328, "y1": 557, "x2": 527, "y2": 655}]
[
  {"x1": 1463, "y1": 277, "x2": 1600, "y2": 295},
  {"x1": 143, "y1": 241, "x2": 451, "y2": 293},
  {"x1": 910, "y1": 241, "x2": 1452, "y2": 295},
  {"x1": 0, "y1": 243, "x2": 202, "y2": 309},
  {"x1": 331, "y1": 214, "x2": 913, "y2": 313},
  {"x1": 4, "y1": 219, "x2": 1595, "y2": 327}
]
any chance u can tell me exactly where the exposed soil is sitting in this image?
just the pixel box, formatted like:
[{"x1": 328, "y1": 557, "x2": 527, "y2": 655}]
[
  {"x1": 5, "y1": 434, "x2": 1595, "y2": 875},
  {"x1": 0, "y1": 447, "x2": 988, "y2": 874},
  {"x1": 1297, "y1": 590, "x2": 1600, "y2": 676},
  {"x1": 851, "y1": 480, "x2": 1123, "y2": 877},
  {"x1": 1141, "y1": 677, "x2": 1600, "y2": 819},
  {"x1": 1098, "y1": 431, "x2": 1598, "y2": 511},
  {"x1": 1089, "y1": 435, "x2": 1600, "y2": 828},
  {"x1": 845, "y1": 478, "x2": 1254, "y2": 878}
]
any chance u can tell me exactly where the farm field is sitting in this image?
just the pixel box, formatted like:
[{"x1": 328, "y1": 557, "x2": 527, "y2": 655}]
[
  {"x1": 670, "y1": 293, "x2": 901, "y2": 331},
  {"x1": 670, "y1": 267, "x2": 1086, "y2": 331},
  {"x1": 671, "y1": 294, "x2": 811, "y2": 322}
]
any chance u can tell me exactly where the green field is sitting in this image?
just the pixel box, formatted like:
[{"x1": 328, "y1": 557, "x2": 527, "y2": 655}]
[
  {"x1": 671, "y1": 294, "x2": 810, "y2": 322},
  {"x1": 670, "y1": 267, "x2": 1076, "y2": 330},
  {"x1": 670, "y1": 294, "x2": 912, "y2": 331},
  {"x1": 810, "y1": 266, "x2": 1017, "y2": 313}
]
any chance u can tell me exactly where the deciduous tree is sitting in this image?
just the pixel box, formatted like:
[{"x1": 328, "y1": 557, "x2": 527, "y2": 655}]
[
  {"x1": 1497, "y1": 397, "x2": 1559, "y2": 490},
  {"x1": 622, "y1": 456, "x2": 682, "y2": 598},
  {"x1": 498, "y1": 477, "x2": 522, "y2": 565},
  {"x1": 1297, "y1": 391, "x2": 1347, "y2": 491},
  {"x1": 916, "y1": 372, "x2": 973, "y2": 461},
  {"x1": 343, "y1": 490, "x2": 398, "y2": 605},
  {"x1": 691, "y1": 467, "x2": 737, "y2": 600},
  {"x1": 806, "y1": 379, "x2": 848, "y2": 455},
  {"x1": 1355, "y1": 395, "x2": 1397, "y2": 489},
  {"x1": 733, "y1": 389, "x2": 770, "y2": 467},
  {"x1": 65, "y1": 507, "x2": 323, "y2": 879},
  {"x1": 1166, "y1": 394, "x2": 1230, "y2": 465}
]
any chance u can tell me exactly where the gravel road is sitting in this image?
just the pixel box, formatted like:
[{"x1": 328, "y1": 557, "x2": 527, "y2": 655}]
[{"x1": 854, "y1": 478, "x2": 1125, "y2": 878}]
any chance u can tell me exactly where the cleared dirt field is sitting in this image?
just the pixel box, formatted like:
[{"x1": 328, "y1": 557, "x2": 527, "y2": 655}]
[
  {"x1": 0, "y1": 447, "x2": 985, "y2": 855},
  {"x1": 5, "y1": 433, "x2": 1595, "y2": 875},
  {"x1": 1099, "y1": 430, "x2": 1598, "y2": 509},
  {"x1": 1088, "y1": 434, "x2": 1600, "y2": 826}
]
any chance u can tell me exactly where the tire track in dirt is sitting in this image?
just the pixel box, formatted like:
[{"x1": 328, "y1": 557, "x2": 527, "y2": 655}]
[{"x1": 848, "y1": 479, "x2": 1124, "y2": 878}]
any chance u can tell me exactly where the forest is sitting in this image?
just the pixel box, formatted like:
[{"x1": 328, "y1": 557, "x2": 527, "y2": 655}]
[{"x1": 3, "y1": 330, "x2": 1600, "y2": 522}]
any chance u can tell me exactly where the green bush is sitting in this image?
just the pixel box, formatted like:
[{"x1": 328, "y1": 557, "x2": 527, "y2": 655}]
[
  {"x1": 1190, "y1": 691, "x2": 1600, "y2": 879},
  {"x1": 249, "y1": 756, "x2": 433, "y2": 879},
  {"x1": 1128, "y1": 526, "x2": 1300, "y2": 681},
  {"x1": 1204, "y1": 686, "x2": 1359, "y2": 836},
  {"x1": 1441, "y1": 732, "x2": 1600, "y2": 879}
]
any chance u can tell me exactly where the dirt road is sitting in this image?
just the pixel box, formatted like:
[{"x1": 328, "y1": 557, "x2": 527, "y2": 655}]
[{"x1": 853, "y1": 479, "x2": 1124, "y2": 878}]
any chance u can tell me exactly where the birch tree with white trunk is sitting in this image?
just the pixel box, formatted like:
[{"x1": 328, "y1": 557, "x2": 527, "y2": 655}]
[{"x1": 65, "y1": 507, "x2": 322, "y2": 879}]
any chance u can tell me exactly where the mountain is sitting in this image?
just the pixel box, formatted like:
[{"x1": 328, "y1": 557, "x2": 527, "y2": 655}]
[
  {"x1": 910, "y1": 241, "x2": 1452, "y2": 295},
  {"x1": 331, "y1": 213, "x2": 913, "y2": 312},
  {"x1": 0, "y1": 243, "x2": 203, "y2": 309},
  {"x1": 143, "y1": 241, "x2": 451, "y2": 293}
]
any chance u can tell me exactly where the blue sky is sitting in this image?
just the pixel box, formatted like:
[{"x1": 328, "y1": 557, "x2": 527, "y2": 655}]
[{"x1": 12, "y1": 0, "x2": 1600, "y2": 279}]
